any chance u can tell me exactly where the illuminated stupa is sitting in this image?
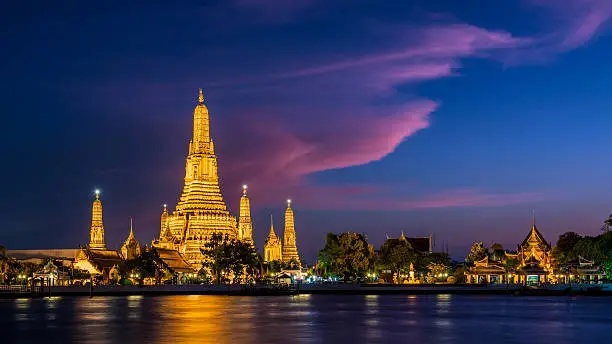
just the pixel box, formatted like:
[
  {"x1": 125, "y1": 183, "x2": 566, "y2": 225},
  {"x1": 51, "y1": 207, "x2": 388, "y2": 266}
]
[
  {"x1": 238, "y1": 185, "x2": 254, "y2": 245},
  {"x1": 89, "y1": 189, "x2": 106, "y2": 249},
  {"x1": 155, "y1": 89, "x2": 240, "y2": 265},
  {"x1": 282, "y1": 199, "x2": 301, "y2": 266},
  {"x1": 264, "y1": 215, "x2": 282, "y2": 262}
]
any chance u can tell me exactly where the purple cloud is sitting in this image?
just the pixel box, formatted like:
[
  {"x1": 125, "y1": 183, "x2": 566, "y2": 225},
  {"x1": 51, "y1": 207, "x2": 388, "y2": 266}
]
[{"x1": 529, "y1": 0, "x2": 612, "y2": 51}]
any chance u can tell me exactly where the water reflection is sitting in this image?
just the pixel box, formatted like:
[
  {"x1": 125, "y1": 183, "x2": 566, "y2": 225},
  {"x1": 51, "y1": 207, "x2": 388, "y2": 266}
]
[{"x1": 2, "y1": 295, "x2": 612, "y2": 344}]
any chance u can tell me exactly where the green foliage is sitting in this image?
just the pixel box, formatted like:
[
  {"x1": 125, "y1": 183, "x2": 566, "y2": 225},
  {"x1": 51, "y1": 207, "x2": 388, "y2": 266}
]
[
  {"x1": 316, "y1": 232, "x2": 375, "y2": 281},
  {"x1": 490, "y1": 243, "x2": 506, "y2": 262},
  {"x1": 602, "y1": 214, "x2": 612, "y2": 232},
  {"x1": 604, "y1": 260, "x2": 612, "y2": 280},
  {"x1": 466, "y1": 242, "x2": 488, "y2": 263},
  {"x1": 427, "y1": 262, "x2": 450, "y2": 280},
  {"x1": 552, "y1": 232, "x2": 583, "y2": 264},
  {"x1": 378, "y1": 237, "x2": 420, "y2": 283},
  {"x1": 426, "y1": 252, "x2": 451, "y2": 266},
  {"x1": 266, "y1": 260, "x2": 283, "y2": 275},
  {"x1": 504, "y1": 257, "x2": 519, "y2": 271},
  {"x1": 127, "y1": 249, "x2": 161, "y2": 284},
  {"x1": 453, "y1": 266, "x2": 467, "y2": 284},
  {"x1": 200, "y1": 233, "x2": 260, "y2": 284}
]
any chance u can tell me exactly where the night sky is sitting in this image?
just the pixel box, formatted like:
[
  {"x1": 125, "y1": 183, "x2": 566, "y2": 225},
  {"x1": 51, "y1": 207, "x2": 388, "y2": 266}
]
[{"x1": 2, "y1": 1, "x2": 612, "y2": 262}]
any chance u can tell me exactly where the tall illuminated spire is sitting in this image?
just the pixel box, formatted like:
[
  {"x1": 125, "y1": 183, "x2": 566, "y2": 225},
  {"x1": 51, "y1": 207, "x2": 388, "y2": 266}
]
[
  {"x1": 89, "y1": 189, "x2": 106, "y2": 249},
  {"x1": 175, "y1": 88, "x2": 230, "y2": 213},
  {"x1": 160, "y1": 203, "x2": 168, "y2": 238},
  {"x1": 282, "y1": 199, "x2": 300, "y2": 266},
  {"x1": 238, "y1": 185, "x2": 254, "y2": 244},
  {"x1": 158, "y1": 89, "x2": 238, "y2": 265}
]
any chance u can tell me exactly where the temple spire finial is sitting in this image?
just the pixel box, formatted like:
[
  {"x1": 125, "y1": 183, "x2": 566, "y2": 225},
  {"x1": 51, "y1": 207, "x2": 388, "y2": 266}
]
[
  {"x1": 532, "y1": 209, "x2": 536, "y2": 228},
  {"x1": 129, "y1": 216, "x2": 134, "y2": 237},
  {"x1": 198, "y1": 88, "x2": 204, "y2": 103},
  {"x1": 243, "y1": 184, "x2": 248, "y2": 196},
  {"x1": 95, "y1": 189, "x2": 100, "y2": 200},
  {"x1": 269, "y1": 214, "x2": 275, "y2": 235}
]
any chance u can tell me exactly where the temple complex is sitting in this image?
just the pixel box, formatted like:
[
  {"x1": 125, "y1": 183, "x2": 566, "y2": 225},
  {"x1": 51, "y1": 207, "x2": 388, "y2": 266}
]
[
  {"x1": 238, "y1": 185, "x2": 254, "y2": 245},
  {"x1": 264, "y1": 215, "x2": 283, "y2": 262},
  {"x1": 466, "y1": 217, "x2": 555, "y2": 285},
  {"x1": 153, "y1": 89, "x2": 244, "y2": 265},
  {"x1": 282, "y1": 199, "x2": 301, "y2": 266},
  {"x1": 121, "y1": 217, "x2": 141, "y2": 260}
]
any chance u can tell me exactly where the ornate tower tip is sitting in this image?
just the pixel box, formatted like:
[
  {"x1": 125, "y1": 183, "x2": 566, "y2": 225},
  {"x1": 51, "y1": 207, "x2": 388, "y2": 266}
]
[
  {"x1": 287, "y1": 199, "x2": 292, "y2": 205},
  {"x1": 94, "y1": 189, "x2": 100, "y2": 199},
  {"x1": 242, "y1": 184, "x2": 248, "y2": 195},
  {"x1": 198, "y1": 88, "x2": 204, "y2": 103}
]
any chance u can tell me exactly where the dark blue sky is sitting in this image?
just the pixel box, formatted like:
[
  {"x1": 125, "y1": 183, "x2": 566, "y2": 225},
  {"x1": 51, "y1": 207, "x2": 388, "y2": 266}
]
[{"x1": 2, "y1": 0, "x2": 611, "y2": 262}]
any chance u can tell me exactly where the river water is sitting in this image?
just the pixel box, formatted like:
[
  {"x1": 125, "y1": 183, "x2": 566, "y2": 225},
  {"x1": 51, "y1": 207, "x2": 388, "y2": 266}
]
[{"x1": 1, "y1": 294, "x2": 611, "y2": 343}]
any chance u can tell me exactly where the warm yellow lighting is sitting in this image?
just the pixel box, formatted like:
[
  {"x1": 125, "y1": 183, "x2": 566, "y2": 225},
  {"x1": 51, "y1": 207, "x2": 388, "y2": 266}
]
[
  {"x1": 508, "y1": 274, "x2": 512, "y2": 278},
  {"x1": 155, "y1": 90, "x2": 252, "y2": 265},
  {"x1": 287, "y1": 199, "x2": 292, "y2": 204},
  {"x1": 95, "y1": 189, "x2": 100, "y2": 196},
  {"x1": 243, "y1": 184, "x2": 247, "y2": 190}
]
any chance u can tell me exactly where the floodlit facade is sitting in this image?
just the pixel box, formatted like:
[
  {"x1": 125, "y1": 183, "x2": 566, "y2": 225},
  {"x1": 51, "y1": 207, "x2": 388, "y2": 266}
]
[{"x1": 153, "y1": 89, "x2": 258, "y2": 265}]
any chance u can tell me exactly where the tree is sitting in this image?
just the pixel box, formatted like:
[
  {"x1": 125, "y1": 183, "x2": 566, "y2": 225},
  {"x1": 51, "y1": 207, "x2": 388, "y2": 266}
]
[
  {"x1": 602, "y1": 214, "x2": 612, "y2": 232},
  {"x1": 200, "y1": 233, "x2": 260, "y2": 284},
  {"x1": 316, "y1": 232, "x2": 375, "y2": 281},
  {"x1": 466, "y1": 242, "x2": 488, "y2": 263},
  {"x1": 427, "y1": 262, "x2": 450, "y2": 281},
  {"x1": 378, "y1": 238, "x2": 419, "y2": 284},
  {"x1": 316, "y1": 233, "x2": 343, "y2": 278},
  {"x1": 266, "y1": 260, "x2": 282, "y2": 275},
  {"x1": 127, "y1": 249, "x2": 160, "y2": 284},
  {"x1": 490, "y1": 243, "x2": 506, "y2": 262},
  {"x1": 426, "y1": 252, "x2": 451, "y2": 266},
  {"x1": 604, "y1": 260, "x2": 612, "y2": 280}
]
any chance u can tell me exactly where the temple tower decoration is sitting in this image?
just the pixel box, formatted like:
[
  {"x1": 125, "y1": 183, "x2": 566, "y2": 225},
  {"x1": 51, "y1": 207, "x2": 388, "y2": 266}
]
[
  {"x1": 264, "y1": 215, "x2": 282, "y2": 262},
  {"x1": 238, "y1": 185, "x2": 254, "y2": 244},
  {"x1": 89, "y1": 190, "x2": 106, "y2": 249},
  {"x1": 121, "y1": 217, "x2": 141, "y2": 260},
  {"x1": 160, "y1": 204, "x2": 168, "y2": 237},
  {"x1": 154, "y1": 89, "x2": 238, "y2": 265},
  {"x1": 282, "y1": 199, "x2": 300, "y2": 266}
]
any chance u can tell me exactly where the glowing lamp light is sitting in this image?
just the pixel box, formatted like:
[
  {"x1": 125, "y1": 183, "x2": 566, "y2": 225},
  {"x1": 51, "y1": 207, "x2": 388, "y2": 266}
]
[
  {"x1": 95, "y1": 189, "x2": 100, "y2": 196},
  {"x1": 243, "y1": 184, "x2": 248, "y2": 190},
  {"x1": 163, "y1": 203, "x2": 167, "y2": 208},
  {"x1": 287, "y1": 199, "x2": 292, "y2": 204}
]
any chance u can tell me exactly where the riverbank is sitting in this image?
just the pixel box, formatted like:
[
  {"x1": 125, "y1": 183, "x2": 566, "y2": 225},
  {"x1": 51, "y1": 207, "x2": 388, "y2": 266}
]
[{"x1": 2, "y1": 283, "x2": 612, "y2": 298}]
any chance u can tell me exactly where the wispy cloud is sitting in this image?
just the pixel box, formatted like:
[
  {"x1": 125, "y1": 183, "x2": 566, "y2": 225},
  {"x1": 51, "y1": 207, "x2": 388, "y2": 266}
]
[{"x1": 529, "y1": 0, "x2": 612, "y2": 51}]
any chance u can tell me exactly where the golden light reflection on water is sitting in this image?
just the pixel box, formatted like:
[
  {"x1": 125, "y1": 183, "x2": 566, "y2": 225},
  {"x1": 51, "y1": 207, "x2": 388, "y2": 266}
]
[
  {"x1": 364, "y1": 295, "x2": 381, "y2": 341},
  {"x1": 155, "y1": 296, "x2": 242, "y2": 344},
  {"x1": 127, "y1": 295, "x2": 143, "y2": 320},
  {"x1": 74, "y1": 297, "x2": 115, "y2": 344},
  {"x1": 14, "y1": 298, "x2": 31, "y2": 322}
]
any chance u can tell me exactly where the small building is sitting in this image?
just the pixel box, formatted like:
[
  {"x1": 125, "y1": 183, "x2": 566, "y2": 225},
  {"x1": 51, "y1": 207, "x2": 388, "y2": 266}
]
[
  {"x1": 32, "y1": 261, "x2": 71, "y2": 286},
  {"x1": 154, "y1": 247, "x2": 196, "y2": 281},
  {"x1": 465, "y1": 256, "x2": 509, "y2": 284},
  {"x1": 561, "y1": 256, "x2": 605, "y2": 284},
  {"x1": 73, "y1": 247, "x2": 124, "y2": 279}
]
